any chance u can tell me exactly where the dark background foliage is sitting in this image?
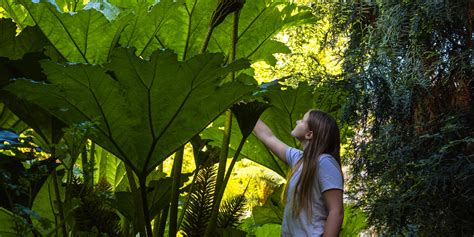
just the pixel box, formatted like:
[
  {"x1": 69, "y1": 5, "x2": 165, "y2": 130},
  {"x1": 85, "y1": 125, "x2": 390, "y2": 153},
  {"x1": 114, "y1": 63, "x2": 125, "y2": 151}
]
[{"x1": 323, "y1": 0, "x2": 474, "y2": 235}]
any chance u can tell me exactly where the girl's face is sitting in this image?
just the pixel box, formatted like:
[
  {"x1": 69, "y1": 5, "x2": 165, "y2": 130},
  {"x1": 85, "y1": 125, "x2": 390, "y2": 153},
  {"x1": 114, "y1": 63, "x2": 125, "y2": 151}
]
[{"x1": 291, "y1": 111, "x2": 313, "y2": 142}]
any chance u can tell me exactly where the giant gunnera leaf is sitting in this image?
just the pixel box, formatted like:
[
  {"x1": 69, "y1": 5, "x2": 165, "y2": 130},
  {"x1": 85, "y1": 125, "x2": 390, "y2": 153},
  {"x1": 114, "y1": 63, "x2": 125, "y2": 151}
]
[
  {"x1": 16, "y1": 0, "x2": 128, "y2": 64},
  {"x1": 6, "y1": 48, "x2": 256, "y2": 176},
  {"x1": 0, "y1": 19, "x2": 47, "y2": 60}
]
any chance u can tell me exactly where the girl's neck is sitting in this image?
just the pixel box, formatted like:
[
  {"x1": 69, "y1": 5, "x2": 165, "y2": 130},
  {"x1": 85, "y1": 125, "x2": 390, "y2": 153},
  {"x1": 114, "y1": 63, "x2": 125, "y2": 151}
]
[{"x1": 301, "y1": 140, "x2": 310, "y2": 149}]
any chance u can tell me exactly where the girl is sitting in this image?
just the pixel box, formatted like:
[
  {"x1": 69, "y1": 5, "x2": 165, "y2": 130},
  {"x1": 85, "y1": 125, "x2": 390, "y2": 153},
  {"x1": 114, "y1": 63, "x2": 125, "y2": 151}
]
[{"x1": 253, "y1": 109, "x2": 344, "y2": 236}]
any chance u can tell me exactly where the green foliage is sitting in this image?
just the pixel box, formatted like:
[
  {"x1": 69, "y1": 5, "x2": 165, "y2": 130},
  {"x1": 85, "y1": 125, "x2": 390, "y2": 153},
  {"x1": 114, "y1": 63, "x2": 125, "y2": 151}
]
[
  {"x1": 118, "y1": 0, "x2": 179, "y2": 58},
  {"x1": 6, "y1": 48, "x2": 255, "y2": 175},
  {"x1": 0, "y1": 19, "x2": 46, "y2": 60},
  {"x1": 181, "y1": 165, "x2": 248, "y2": 236},
  {"x1": 217, "y1": 193, "x2": 247, "y2": 228},
  {"x1": 253, "y1": 223, "x2": 281, "y2": 237},
  {"x1": 0, "y1": 103, "x2": 27, "y2": 133},
  {"x1": 0, "y1": 207, "x2": 19, "y2": 237},
  {"x1": 181, "y1": 166, "x2": 216, "y2": 237},
  {"x1": 0, "y1": 129, "x2": 56, "y2": 235},
  {"x1": 339, "y1": 205, "x2": 367, "y2": 237},
  {"x1": 251, "y1": 184, "x2": 284, "y2": 226},
  {"x1": 0, "y1": 0, "x2": 34, "y2": 28},
  {"x1": 349, "y1": 115, "x2": 474, "y2": 235},
  {"x1": 31, "y1": 174, "x2": 62, "y2": 235},
  {"x1": 0, "y1": 130, "x2": 54, "y2": 207},
  {"x1": 330, "y1": 0, "x2": 474, "y2": 235},
  {"x1": 211, "y1": 0, "x2": 315, "y2": 65},
  {"x1": 15, "y1": 0, "x2": 127, "y2": 64},
  {"x1": 0, "y1": 0, "x2": 334, "y2": 236},
  {"x1": 94, "y1": 145, "x2": 127, "y2": 191},
  {"x1": 69, "y1": 179, "x2": 123, "y2": 236}
]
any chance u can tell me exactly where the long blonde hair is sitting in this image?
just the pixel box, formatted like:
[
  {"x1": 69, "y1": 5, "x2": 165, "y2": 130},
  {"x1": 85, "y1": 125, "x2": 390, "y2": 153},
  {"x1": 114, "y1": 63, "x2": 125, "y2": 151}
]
[{"x1": 284, "y1": 109, "x2": 341, "y2": 218}]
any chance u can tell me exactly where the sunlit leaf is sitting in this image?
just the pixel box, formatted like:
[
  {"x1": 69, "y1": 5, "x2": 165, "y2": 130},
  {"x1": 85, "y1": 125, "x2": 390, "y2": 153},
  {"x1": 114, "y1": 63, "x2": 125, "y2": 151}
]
[
  {"x1": 0, "y1": 0, "x2": 34, "y2": 28},
  {"x1": 119, "y1": 0, "x2": 180, "y2": 58},
  {"x1": 209, "y1": 0, "x2": 315, "y2": 65},
  {"x1": 17, "y1": 0, "x2": 129, "y2": 64}
]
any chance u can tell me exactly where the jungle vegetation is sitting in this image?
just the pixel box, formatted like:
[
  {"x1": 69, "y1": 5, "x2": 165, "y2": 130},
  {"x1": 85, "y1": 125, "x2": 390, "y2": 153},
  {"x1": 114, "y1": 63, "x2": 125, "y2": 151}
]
[{"x1": 0, "y1": 0, "x2": 472, "y2": 236}]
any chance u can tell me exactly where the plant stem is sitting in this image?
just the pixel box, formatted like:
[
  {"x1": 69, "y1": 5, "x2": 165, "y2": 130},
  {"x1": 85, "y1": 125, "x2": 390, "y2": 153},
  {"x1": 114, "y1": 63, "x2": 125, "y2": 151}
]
[
  {"x1": 206, "y1": 110, "x2": 232, "y2": 232},
  {"x1": 89, "y1": 142, "x2": 95, "y2": 186},
  {"x1": 156, "y1": 202, "x2": 170, "y2": 237},
  {"x1": 176, "y1": 163, "x2": 201, "y2": 229},
  {"x1": 204, "y1": 11, "x2": 241, "y2": 237},
  {"x1": 168, "y1": 148, "x2": 184, "y2": 237},
  {"x1": 200, "y1": 26, "x2": 214, "y2": 54},
  {"x1": 219, "y1": 136, "x2": 246, "y2": 202},
  {"x1": 51, "y1": 168, "x2": 67, "y2": 237},
  {"x1": 81, "y1": 146, "x2": 89, "y2": 186},
  {"x1": 125, "y1": 165, "x2": 146, "y2": 235},
  {"x1": 139, "y1": 176, "x2": 153, "y2": 237}
]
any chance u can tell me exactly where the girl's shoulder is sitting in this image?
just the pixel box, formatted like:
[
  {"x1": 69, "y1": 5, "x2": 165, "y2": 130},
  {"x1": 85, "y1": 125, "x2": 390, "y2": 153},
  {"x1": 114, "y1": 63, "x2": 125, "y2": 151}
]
[
  {"x1": 286, "y1": 147, "x2": 303, "y2": 167},
  {"x1": 319, "y1": 153, "x2": 341, "y2": 168}
]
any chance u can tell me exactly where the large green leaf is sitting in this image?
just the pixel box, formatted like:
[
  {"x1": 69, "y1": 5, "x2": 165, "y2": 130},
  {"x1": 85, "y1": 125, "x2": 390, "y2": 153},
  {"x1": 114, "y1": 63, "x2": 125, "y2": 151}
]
[
  {"x1": 0, "y1": 208, "x2": 18, "y2": 237},
  {"x1": 119, "y1": 0, "x2": 180, "y2": 58},
  {"x1": 6, "y1": 48, "x2": 256, "y2": 175},
  {"x1": 155, "y1": 0, "x2": 215, "y2": 60},
  {"x1": 251, "y1": 184, "x2": 284, "y2": 225},
  {"x1": 94, "y1": 144, "x2": 127, "y2": 191},
  {"x1": 0, "y1": 50, "x2": 65, "y2": 147},
  {"x1": 0, "y1": 0, "x2": 34, "y2": 29},
  {"x1": 0, "y1": 103, "x2": 26, "y2": 132},
  {"x1": 116, "y1": 0, "x2": 214, "y2": 60},
  {"x1": 339, "y1": 205, "x2": 368, "y2": 237},
  {"x1": 135, "y1": 0, "x2": 315, "y2": 63},
  {"x1": 31, "y1": 172, "x2": 64, "y2": 235},
  {"x1": 0, "y1": 92, "x2": 65, "y2": 148},
  {"x1": 17, "y1": 0, "x2": 128, "y2": 64},
  {"x1": 254, "y1": 224, "x2": 282, "y2": 237},
  {"x1": 0, "y1": 18, "x2": 47, "y2": 60},
  {"x1": 209, "y1": 0, "x2": 315, "y2": 65}
]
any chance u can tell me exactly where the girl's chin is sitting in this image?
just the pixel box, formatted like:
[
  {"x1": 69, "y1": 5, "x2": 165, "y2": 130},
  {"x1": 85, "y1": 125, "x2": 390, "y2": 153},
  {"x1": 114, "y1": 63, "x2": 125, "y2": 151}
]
[{"x1": 291, "y1": 133, "x2": 304, "y2": 141}]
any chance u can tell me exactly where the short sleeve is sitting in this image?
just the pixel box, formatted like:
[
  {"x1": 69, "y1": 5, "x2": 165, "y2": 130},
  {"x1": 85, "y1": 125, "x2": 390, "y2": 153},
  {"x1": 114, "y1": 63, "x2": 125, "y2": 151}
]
[
  {"x1": 318, "y1": 155, "x2": 344, "y2": 192},
  {"x1": 285, "y1": 147, "x2": 303, "y2": 167}
]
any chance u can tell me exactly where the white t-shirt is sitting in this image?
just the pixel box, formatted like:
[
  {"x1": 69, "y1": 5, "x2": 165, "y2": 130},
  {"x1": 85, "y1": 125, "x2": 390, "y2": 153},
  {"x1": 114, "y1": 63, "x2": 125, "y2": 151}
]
[{"x1": 281, "y1": 147, "x2": 344, "y2": 237}]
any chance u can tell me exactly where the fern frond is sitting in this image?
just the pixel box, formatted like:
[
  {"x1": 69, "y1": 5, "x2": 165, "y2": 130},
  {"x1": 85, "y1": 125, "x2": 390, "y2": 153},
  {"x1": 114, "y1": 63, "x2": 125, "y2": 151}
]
[
  {"x1": 217, "y1": 193, "x2": 247, "y2": 228},
  {"x1": 70, "y1": 178, "x2": 123, "y2": 236},
  {"x1": 181, "y1": 165, "x2": 217, "y2": 237}
]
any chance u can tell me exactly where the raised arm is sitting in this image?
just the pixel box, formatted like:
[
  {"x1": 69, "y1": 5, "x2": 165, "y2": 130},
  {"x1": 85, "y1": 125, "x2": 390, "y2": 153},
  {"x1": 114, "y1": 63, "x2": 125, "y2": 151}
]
[{"x1": 253, "y1": 119, "x2": 289, "y2": 163}]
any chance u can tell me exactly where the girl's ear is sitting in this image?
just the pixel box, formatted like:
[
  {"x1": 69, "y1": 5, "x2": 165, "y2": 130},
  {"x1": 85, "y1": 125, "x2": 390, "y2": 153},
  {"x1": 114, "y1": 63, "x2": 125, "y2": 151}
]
[{"x1": 305, "y1": 131, "x2": 313, "y2": 140}]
